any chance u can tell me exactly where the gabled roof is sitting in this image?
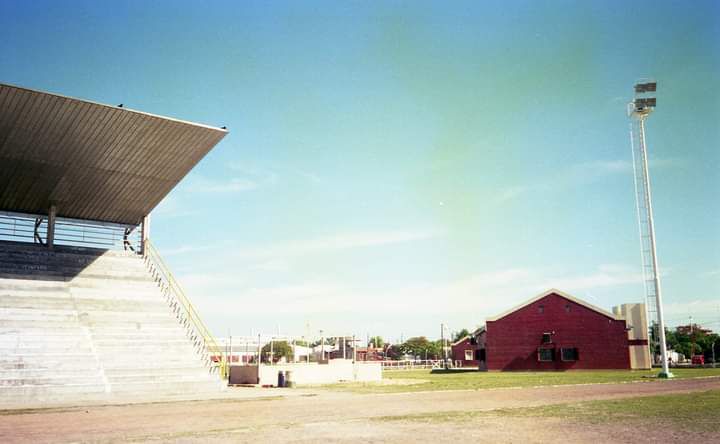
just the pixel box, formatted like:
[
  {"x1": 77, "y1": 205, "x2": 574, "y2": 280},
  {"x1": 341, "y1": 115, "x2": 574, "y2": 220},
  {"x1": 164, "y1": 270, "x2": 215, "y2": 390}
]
[
  {"x1": 486, "y1": 288, "x2": 620, "y2": 322},
  {"x1": 451, "y1": 326, "x2": 486, "y2": 346},
  {"x1": 0, "y1": 83, "x2": 228, "y2": 225},
  {"x1": 451, "y1": 335, "x2": 470, "y2": 347}
]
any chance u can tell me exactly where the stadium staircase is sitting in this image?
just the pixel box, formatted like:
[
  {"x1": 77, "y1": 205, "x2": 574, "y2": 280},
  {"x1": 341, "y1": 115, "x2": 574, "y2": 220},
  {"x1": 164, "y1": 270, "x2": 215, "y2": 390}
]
[{"x1": 0, "y1": 240, "x2": 226, "y2": 408}]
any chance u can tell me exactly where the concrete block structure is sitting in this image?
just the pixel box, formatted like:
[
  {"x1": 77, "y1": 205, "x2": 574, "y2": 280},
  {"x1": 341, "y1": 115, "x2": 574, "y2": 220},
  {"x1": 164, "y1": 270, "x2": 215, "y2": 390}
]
[{"x1": 612, "y1": 303, "x2": 652, "y2": 370}]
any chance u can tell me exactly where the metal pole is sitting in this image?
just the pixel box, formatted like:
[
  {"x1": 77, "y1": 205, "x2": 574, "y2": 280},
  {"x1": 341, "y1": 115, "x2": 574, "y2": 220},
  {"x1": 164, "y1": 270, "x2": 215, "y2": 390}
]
[
  {"x1": 441, "y1": 323, "x2": 446, "y2": 369},
  {"x1": 257, "y1": 333, "x2": 261, "y2": 366},
  {"x1": 141, "y1": 214, "x2": 150, "y2": 256},
  {"x1": 638, "y1": 116, "x2": 672, "y2": 378},
  {"x1": 47, "y1": 205, "x2": 56, "y2": 250},
  {"x1": 320, "y1": 330, "x2": 324, "y2": 362}
]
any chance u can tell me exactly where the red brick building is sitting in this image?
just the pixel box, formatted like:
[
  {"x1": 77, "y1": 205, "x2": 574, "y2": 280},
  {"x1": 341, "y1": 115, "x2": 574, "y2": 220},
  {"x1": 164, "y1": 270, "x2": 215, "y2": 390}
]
[
  {"x1": 485, "y1": 289, "x2": 632, "y2": 371},
  {"x1": 451, "y1": 327, "x2": 486, "y2": 369}
]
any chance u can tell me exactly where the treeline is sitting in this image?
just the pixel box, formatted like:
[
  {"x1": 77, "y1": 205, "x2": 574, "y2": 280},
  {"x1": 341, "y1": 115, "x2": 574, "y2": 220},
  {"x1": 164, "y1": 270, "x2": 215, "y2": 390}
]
[{"x1": 662, "y1": 327, "x2": 719, "y2": 361}]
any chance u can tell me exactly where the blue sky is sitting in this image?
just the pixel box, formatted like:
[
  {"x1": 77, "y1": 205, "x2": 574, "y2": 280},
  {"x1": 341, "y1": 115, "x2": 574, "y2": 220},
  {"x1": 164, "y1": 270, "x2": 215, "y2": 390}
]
[{"x1": 1, "y1": 0, "x2": 718, "y2": 341}]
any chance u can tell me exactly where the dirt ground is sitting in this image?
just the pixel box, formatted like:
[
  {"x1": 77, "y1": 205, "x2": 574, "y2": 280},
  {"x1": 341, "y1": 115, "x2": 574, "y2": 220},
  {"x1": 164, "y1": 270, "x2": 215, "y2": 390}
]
[{"x1": 2, "y1": 377, "x2": 718, "y2": 443}]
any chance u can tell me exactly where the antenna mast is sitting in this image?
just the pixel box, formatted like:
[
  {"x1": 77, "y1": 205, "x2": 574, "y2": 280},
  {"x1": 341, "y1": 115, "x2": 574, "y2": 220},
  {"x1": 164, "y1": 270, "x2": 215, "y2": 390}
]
[{"x1": 628, "y1": 80, "x2": 672, "y2": 378}]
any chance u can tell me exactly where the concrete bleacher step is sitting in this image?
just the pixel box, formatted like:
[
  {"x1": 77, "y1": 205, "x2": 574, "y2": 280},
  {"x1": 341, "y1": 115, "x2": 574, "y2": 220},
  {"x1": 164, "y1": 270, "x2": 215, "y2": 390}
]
[
  {"x1": 0, "y1": 374, "x2": 105, "y2": 387},
  {"x1": 0, "y1": 240, "x2": 225, "y2": 408}
]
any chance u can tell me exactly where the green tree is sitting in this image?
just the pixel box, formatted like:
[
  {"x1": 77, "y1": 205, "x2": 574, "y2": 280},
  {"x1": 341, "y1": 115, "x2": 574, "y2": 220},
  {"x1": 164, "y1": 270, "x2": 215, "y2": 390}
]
[
  {"x1": 261, "y1": 341, "x2": 293, "y2": 363},
  {"x1": 401, "y1": 337, "x2": 443, "y2": 360},
  {"x1": 386, "y1": 344, "x2": 404, "y2": 360},
  {"x1": 452, "y1": 329, "x2": 470, "y2": 343},
  {"x1": 368, "y1": 336, "x2": 385, "y2": 348}
]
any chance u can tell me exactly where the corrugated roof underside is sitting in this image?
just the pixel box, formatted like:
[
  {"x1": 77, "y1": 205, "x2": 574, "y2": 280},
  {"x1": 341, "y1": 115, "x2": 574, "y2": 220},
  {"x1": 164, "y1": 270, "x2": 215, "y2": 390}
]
[{"x1": 0, "y1": 84, "x2": 226, "y2": 225}]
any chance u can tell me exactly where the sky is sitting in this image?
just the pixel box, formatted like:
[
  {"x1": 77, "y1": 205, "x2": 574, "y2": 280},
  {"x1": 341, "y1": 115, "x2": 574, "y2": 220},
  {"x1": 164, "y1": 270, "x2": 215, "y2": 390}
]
[{"x1": 1, "y1": 0, "x2": 718, "y2": 341}]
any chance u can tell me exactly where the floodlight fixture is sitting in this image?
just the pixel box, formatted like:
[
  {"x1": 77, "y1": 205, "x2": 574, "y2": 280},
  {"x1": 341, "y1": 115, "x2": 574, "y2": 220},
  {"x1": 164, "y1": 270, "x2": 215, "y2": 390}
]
[{"x1": 634, "y1": 82, "x2": 657, "y2": 93}]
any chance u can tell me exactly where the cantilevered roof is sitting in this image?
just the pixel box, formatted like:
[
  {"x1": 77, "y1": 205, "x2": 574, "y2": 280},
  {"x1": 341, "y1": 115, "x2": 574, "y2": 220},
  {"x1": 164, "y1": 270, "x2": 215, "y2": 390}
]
[
  {"x1": 0, "y1": 83, "x2": 228, "y2": 225},
  {"x1": 486, "y1": 288, "x2": 620, "y2": 322}
]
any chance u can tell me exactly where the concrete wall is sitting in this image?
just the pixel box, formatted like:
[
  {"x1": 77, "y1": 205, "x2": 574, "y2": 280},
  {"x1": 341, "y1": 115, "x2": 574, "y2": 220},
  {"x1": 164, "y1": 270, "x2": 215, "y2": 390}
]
[
  {"x1": 613, "y1": 303, "x2": 652, "y2": 370},
  {"x1": 230, "y1": 360, "x2": 382, "y2": 386},
  {"x1": 487, "y1": 293, "x2": 631, "y2": 370}
]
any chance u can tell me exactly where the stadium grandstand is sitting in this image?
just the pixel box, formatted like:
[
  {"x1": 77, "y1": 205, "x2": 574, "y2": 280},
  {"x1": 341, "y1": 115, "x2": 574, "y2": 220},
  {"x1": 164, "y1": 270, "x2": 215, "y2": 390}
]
[{"x1": 0, "y1": 83, "x2": 229, "y2": 408}]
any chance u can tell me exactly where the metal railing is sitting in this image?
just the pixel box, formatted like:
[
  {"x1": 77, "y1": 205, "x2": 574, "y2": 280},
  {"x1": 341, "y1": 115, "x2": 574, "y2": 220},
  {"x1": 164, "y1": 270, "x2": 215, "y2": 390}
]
[
  {"x1": 143, "y1": 239, "x2": 228, "y2": 379},
  {"x1": 381, "y1": 359, "x2": 452, "y2": 370},
  {"x1": 0, "y1": 210, "x2": 141, "y2": 251}
]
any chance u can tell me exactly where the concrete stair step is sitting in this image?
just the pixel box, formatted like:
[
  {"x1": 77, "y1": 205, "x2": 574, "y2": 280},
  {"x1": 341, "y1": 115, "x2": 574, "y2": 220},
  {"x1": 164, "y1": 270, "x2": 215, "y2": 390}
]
[
  {"x1": 0, "y1": 319, "x2": 83, "y2": 329},
  {"x1": 103, "y1": 365, "x2": 212, "y2": 377},
  {"x1": 0, "y1": 327, "x2": 87, "y2": 336},
  {"x1": 0, "y1": 383, "x2": 109, "y2": 400},
  {"x1": 108, "y1": 380, "x2": 224, "y2": 394},
  {"x1": 0, "y1": 278, "x2": 69, "y2": 290},
  {"x1": 0, "y1": 368, "x2": 102, "y2": 379},
  {"x1": 0, "y1": 375, "x2": 105, "y2": 387},
  {"x1": 0, "y1": 344, "x2": 93, "y2": 354},
  {"x1": 92, "y1": 338, "x2": 191, "y2": 347},
  {"x1": 106, "y1": 373, "x2": 219, "y2": 384},
  {"x1": 0, "y1": 307, "x2": 79, "y2": 320},
  {"x1": 1, "y1": 295, "x2": 77, "y2": 309}
]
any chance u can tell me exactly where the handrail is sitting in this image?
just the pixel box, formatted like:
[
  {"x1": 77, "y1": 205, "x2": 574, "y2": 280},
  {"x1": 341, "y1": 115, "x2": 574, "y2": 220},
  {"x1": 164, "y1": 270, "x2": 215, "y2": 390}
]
[{"x1": 142, "y1": 239, "x2": 228, "y2": 379}]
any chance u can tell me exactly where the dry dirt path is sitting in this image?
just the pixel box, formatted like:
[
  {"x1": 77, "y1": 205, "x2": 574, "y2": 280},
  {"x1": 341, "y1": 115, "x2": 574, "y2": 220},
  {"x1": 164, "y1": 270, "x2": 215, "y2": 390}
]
[{"x1": 2, "y1": 376, "x2": 718, "y2": 443}]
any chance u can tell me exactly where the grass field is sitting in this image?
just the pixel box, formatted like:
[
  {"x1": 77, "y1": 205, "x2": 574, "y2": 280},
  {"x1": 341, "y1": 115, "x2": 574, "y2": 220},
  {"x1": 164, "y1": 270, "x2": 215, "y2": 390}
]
[
  {"x1": 375, "y1": 389, "x2": 720, "y2": 432},
  {"x1": 325, "y1": 367, "x2": 720, "y2": 393}
]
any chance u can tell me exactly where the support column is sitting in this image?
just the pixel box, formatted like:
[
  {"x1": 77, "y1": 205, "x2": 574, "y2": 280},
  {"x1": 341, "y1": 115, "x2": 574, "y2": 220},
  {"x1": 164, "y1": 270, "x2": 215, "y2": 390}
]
[
  {"x1": 47, "y1": 205, "x2": 57, "y2": 250},
  {"x1": 141, "y1": 214, "x2": 151, "y2": 256}
]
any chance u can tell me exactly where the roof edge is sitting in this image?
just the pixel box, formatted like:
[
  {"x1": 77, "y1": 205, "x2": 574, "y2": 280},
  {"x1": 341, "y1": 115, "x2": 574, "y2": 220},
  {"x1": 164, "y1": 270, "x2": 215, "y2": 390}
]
[
  {"x1": 0, "y1": 82, "x2": 229, "y2": 134},
  {"x1": 486, "y1": 288, "x2": 621, "y2": 322}
]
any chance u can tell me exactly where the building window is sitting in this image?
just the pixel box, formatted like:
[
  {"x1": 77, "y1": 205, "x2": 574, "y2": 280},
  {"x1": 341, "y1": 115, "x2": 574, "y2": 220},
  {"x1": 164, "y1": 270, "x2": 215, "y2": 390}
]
[
  {"x1": 538, "y1": 305, "x2": 544, "y2": 314},
  {"x1": 565, "y1": 304, "x2": 571, "y2": 313},
  {"x1": 561, "y1": 348, "x2": 579, "y2": 362},
  {"x1": 538, "y1": 348, "x2": 554, "y2": 362},
  {"x1": 477, "y1": 349, "x2": 486, "y2": 361},
  {"x1": 542, "y1": 332, "x2": 553, "y2": 344},
  {"x1": 465, "y1": 350, "x2": 473, "y2": 361}
]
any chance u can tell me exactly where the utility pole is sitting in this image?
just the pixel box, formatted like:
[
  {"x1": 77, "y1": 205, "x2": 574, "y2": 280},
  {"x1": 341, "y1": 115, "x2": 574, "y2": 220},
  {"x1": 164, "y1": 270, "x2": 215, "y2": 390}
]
[
  {"x1": 690, "y1": 317, "x2": 695, "y2": 358},
  {"x1": 441, "y1": 323, "x2": 447, "y2": 369}
]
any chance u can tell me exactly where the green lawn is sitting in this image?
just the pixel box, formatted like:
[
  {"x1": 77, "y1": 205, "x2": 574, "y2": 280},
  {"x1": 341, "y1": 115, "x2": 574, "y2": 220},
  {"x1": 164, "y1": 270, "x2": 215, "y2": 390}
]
[
  {"x1": 376, "y1": 389, "x2": 720, "y2": 432},
  {"x1": 324, "y1": 367, "x2": 720, "y2": 393}
]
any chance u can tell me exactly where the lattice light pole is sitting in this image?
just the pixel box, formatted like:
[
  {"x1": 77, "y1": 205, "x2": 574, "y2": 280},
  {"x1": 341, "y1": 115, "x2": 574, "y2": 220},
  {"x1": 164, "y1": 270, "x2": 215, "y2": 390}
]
[{"x1": 628, "y1": 80, "x2": 673, "y2": 378}]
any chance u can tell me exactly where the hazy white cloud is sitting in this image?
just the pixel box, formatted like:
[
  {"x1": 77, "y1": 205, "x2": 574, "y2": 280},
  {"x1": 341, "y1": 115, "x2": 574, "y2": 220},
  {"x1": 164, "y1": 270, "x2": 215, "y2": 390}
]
[
  {"x1": 189, "y1": 264, "x2": 644, "y2": 322},
  {"x1": 663, "y1": 299, "x2": 720, "y2": 325},
  {"x1": 163, "y1": 229, "x2": 441, "y2": 259},
  {"x1": 495, "y1": 157, "x2": 685, "y2": 205},
  {"x1": 185, "y1": 176, "x2": 258, "y2": 193},
  {"x1": 230, "y1": 229, "x2": 442, "y2": 261},
  {"x1": 152, "y1": 194, "x2": 198, "y2": 219},
  {"x1": 227, "y1": 162, "x2": 278, "y2": 185},
  {"x1": 494, "y1": 186, "x2": 528, "y2": 203}
]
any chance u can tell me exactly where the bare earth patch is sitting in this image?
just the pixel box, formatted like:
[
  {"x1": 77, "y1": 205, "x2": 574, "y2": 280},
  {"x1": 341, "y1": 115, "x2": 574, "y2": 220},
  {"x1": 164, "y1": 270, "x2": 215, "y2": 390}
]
[{"x1": 1, "y1": 376, "x2": 718, "y2": 443}]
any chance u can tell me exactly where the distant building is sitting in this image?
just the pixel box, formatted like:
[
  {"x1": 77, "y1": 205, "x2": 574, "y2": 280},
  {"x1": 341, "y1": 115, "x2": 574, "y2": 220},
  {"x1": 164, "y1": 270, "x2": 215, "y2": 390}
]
[
  {"x1": 451, "y1": 327, "x2": 486, "y2": 370},
  {"x1": 675, "y1": 324, "x2": 713, "y2": 336}
]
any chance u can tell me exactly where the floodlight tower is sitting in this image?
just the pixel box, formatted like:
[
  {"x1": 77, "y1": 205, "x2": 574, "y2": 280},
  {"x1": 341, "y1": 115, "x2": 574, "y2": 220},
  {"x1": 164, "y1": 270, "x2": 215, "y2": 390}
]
[{"x1": 628, "y1": 80, "x2": 672, "y2": 378}]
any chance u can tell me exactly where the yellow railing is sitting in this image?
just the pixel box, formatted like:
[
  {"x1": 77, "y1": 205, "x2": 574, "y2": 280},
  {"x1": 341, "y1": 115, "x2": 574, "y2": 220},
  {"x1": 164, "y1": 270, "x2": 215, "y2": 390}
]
[{"x1": 143, "y1": 240, "x2": 228, "y2": 379}]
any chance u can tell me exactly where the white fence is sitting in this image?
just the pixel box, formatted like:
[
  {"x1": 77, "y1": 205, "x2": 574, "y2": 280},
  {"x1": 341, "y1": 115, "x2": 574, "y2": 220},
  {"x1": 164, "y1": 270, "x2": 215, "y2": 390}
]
[{"x1": 381, "y1": 360, "x2": 463, "y2": 370}]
